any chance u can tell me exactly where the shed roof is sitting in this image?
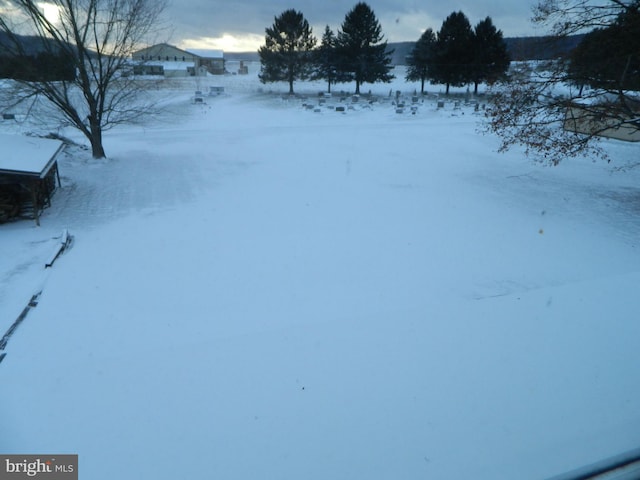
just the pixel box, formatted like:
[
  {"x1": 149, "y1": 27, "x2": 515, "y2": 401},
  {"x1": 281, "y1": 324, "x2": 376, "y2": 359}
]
[
  {"x1": 136, "y1": 60, "x2": 194, "y2": 69},
  {"x1": 0, "y1": 134, "x2": 64, "y2": 178}
]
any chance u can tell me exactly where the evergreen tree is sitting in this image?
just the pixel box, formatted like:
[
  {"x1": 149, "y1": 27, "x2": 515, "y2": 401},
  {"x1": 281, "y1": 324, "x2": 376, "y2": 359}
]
[
  {"x1": 568, "y1": 8, "x2": 640, "y2": 92},
  {"x1": 405, "y1": 28, "x2": 436, "y2": 94},
  {"x1": 312, "y1": 26, "x2": 339, "y2": 93},
  {"x1": 568, "y1": 29, "x2": 600, "y2": 94},
  {"x1": 471, "y1": 17, "x2": 510, "y2": 94},
  {"x1": 335, "y1": 2, "x2": 394, "y2": 94},
  {"x1": 431, "y1": 11, "x2": 475, "y2": 94},
  {"x1": 258, "y1": 9, "x2": 316, "y2": 95}
]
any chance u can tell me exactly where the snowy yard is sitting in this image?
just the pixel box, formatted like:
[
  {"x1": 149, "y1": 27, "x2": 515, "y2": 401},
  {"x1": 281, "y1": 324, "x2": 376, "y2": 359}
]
[{"x1": 2, "y1": 65, "x2": 640, "y2": 479}]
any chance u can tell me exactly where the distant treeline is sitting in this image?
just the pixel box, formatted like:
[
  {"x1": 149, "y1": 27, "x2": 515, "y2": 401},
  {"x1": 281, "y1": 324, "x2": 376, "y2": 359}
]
[
  {"x1": 0, "y1": 32, "x2": 586, "y2": 78},
  {"x1": 503, "y1": 35, "x2": 585, "y2": 61},
  {"x1": 0, "y1": 52, "x2": 75, "y2": 81},
  {"x1": 0, "y1": 32, "x2": 76, "y2": 81},
  {"x1": 227, "y1": 35, "x2": 586, "y2": 66},
  {"x1": 385, "y1": 36, "x2": 585, "y2": 64}
]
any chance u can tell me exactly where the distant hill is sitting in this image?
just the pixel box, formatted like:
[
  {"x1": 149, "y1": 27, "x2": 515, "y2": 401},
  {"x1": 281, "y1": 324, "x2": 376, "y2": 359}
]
[
  {"x1": 225, "y1": 51, "x2": 261, "y2": 63},
  {"x1": 388, "y1": 35, "x2": 585, "y2": 64},
  {"x1": 226, "y1": 35, "x2": 586, "y2": 66},
  {"x1": 0, "y1": 32, "x2": 53, "y2": 55},
  {"x1": 503, "y1": 35, "x2": 585, "y2": 61}
]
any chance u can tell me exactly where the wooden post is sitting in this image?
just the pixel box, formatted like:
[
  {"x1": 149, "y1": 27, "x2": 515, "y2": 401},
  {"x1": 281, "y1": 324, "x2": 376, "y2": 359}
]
[
  {"x1": 30, "y1": 180, "x2": 40, "y2": 226},
  {"x1": 55, "y1": 162, "x2": 61, "y2": 187}
]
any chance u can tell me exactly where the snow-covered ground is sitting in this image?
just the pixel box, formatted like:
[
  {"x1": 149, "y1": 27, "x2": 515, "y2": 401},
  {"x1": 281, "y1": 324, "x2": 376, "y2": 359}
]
[{"x1": 2, "y1": 64, "x2": 640, "y2": 479}]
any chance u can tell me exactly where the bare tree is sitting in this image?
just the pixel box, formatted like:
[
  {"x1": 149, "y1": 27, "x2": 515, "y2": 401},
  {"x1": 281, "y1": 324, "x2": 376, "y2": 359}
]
[
  {"x1": 485, "y1": 0, "x2": 640, "y2": 165},
  {"x1": 532, "y1": 0, "x2": 633, "y2": 35},
  {"x1": 0, "y1": 0, "x2": 166, "y2": 158}
]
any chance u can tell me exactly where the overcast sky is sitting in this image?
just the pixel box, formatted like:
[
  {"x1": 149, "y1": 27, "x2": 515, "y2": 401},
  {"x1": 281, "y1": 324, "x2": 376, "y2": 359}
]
[{"x1": 163, "y1": 0, "x2": 543, "y2": 52}]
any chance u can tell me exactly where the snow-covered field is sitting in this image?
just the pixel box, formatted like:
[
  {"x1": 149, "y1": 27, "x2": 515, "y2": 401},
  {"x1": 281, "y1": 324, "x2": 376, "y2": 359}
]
[{"x1": 2, "y1": 64, "x2": 640, "y2": 479}]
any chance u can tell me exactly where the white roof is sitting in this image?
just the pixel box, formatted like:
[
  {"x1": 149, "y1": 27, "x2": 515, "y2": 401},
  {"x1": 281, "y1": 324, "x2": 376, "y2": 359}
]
[
  {"x1": 136, "y1": 60, "x2": 194, "y2": 69},
  {"x1": 0, "y1": 134, "x2": 63, "y2": 177}
]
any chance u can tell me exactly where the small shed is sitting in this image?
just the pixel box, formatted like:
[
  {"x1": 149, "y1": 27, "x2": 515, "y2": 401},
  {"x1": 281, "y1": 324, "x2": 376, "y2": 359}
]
[
  {"x1": 0, "y1": 134, "x2": 64, "y2": 225},
  {"x1": 186, "y1": 48, "x2": 225, "y2": 75},
  {"x1": 564, "y1": 100, "x2": 640, "y2": 142}
]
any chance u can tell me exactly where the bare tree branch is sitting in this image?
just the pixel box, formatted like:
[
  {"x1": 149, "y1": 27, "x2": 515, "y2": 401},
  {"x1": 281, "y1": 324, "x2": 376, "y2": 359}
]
[
  {"x1": 0, "y1": 0, "x2": 166, "y2": 158},
  {"x1": 484, "y1": 0, "x2": 639, "y2": 165}
]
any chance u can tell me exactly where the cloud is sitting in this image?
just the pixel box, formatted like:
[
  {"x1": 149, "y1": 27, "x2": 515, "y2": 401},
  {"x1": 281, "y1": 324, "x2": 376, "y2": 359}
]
[
  {"x1": 164, "y1": 0, "x2": 539, "y2": 51},
  {"x1": 181, "y1": 33, "x2": 265, "y2": 52}
]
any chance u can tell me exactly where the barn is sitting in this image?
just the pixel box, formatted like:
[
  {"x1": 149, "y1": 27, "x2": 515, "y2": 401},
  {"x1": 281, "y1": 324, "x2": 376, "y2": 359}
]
[
  {"x1": 0, "y1": 134, "x2": 64, "y2": 226},
  {"x1": 132, "y1": 43, "x2": 225, "y2": 76}
]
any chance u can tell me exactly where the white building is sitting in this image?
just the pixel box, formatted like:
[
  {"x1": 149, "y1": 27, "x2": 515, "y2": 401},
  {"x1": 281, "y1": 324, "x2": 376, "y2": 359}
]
[{"x1": 131, "y1": 44, "x2": 225, "y2": 77}]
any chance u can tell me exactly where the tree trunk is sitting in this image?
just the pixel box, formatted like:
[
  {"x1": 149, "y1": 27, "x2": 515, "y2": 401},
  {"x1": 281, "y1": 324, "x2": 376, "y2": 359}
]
[
  {"x1": 421, "y1": 77, "x2": 425, "y2": 94},
  {"x1": 90, "y1": 122, "x2": 106, "y2": 158},
  {"x1": 474, "y1": 81, "x2": 479, "y2": 94},
  {"x1": 355, "y1": 80, "x2": 360, "y2": 95},
  {"x1": 446, "y1": 83, "x2": 450, "y2": 95}
]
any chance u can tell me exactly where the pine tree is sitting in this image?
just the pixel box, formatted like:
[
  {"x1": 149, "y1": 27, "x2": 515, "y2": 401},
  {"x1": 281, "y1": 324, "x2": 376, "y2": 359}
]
[
  {"x1": 405, "y1": 28, "x2": 436, "y2": 94},
  {"x1": 312, "y1": 26, "x2": 339, "y2": 93},
  {"x1": 567, "y1": 29, "x2": 603, "y2": 94},
  {"x1": 258, "y1": 9, "x2": 316, "y2": 95},
  {"x1": 335, "y1": 2, "x2": 394, "y2": 95},
  {"x1": 431, "y1": 11, "x2": 475, "y2": 94},
  {"x1": 471, "y1": 17, "x2": 510, "y2": 94},
  {"x1": 568, "y1": 8, "x2": 640, "y2": 92}
]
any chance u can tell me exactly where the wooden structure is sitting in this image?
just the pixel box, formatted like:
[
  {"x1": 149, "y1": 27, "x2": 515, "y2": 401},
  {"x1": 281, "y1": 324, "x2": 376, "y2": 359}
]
[
  {"x1": 0, "y1": 134, "x2": 64, "y2": 226},
  {"x1": 565, "y1": 104, "x2": 640, "y2": 142},
  {"x1": 186, "y1": 48, "x2": 225, "y2": 75}
]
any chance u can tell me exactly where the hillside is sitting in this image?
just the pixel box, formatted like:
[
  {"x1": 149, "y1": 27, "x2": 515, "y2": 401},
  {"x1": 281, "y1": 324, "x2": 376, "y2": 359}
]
[
  {"x1": 227, "y1": 35, "x2": 585, "y2": 66},
  {"x1": 503, "y1": 35, "x2": 585, "y2": 61},
  {"x1": 0, "y1": 32, "x2": 53, "y2": 55}
]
